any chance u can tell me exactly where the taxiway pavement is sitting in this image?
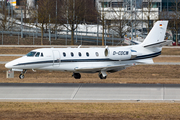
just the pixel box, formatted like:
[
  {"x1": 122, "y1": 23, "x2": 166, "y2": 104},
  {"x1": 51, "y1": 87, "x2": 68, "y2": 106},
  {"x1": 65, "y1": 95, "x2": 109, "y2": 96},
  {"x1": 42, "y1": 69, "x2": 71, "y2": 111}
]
[{"x1": 0, "y1": 83, "x2": 180, "y2": 101}]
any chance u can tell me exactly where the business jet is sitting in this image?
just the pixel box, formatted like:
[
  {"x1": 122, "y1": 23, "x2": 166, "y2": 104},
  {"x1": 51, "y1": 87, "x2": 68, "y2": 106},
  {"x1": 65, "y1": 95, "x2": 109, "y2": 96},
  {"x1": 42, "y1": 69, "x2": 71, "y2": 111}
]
[{"x1": 5, "y1": 21, "x2": 170, "y2": 79}]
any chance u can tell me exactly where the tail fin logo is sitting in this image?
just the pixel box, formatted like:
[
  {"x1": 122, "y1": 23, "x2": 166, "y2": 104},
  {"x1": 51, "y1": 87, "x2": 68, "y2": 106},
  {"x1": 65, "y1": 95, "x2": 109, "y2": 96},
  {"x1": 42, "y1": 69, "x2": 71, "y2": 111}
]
[{"x1": 159, "y1": 24, "x2": 162, "y2": 27}]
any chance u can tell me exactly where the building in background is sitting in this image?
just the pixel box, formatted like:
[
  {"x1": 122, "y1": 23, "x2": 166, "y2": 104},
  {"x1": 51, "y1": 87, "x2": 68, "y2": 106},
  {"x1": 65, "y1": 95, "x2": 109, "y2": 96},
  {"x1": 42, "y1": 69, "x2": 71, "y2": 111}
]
[
  {"x1": 8, "y1": 0, "x2": 16, "y2": 6},
  {"x1": 96, "y1": 0, "x2": 179, "y2": 41},
  {"x1": 6, "y1": 0, "x2": 37, "y2": 8},
  {"x1": 96, "y1": 0, "x2": 161, "y2": 25}
]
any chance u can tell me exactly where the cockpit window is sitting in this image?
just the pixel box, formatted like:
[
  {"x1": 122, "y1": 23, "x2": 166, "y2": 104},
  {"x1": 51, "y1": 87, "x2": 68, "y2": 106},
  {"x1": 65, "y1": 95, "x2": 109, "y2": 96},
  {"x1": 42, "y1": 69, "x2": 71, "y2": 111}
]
[
  {"x1": 35, "y1": 52, "x2": 40, "y2": 57},
  {"x1": 26, "y1": 52, "x2": 36, "y2": 57}
]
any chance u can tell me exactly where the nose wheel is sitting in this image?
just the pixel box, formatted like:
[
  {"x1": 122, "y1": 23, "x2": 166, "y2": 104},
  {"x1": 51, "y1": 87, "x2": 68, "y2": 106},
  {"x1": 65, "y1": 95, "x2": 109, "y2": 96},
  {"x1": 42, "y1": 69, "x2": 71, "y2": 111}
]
[
  {"x1": 19, "y1": 70, "x2": 27, "y2": 79},
  {"x1": 19, "y1": 74, "x2": 25, "y2": 79}
]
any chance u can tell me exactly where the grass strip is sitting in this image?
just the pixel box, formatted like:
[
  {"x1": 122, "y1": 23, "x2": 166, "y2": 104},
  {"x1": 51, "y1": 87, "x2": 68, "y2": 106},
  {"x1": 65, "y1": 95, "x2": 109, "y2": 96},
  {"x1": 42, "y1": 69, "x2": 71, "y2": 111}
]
[{"x1": 0, "y1": 102, "x2": 180, "y2": 120}]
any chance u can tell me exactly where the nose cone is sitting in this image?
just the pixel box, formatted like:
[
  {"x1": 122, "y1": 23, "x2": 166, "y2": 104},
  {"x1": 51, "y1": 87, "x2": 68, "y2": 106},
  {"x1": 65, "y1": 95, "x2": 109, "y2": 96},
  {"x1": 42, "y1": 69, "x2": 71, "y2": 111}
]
[{"x1": 5, "y1": 62, "x2": 13, "y2": 69}]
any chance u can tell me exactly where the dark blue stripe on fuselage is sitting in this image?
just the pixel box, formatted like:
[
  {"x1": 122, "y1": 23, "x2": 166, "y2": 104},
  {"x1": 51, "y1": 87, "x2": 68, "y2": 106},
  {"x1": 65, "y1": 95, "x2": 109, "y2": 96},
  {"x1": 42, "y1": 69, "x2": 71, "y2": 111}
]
[
  {"x1": 61, "y1": 59, "x2": 117, "y2": 62},
  {"x1": 130, "y1": 51, "x2": 161, "y2": 60},
  {"x1": 14, "y1": 52, "x2": 161, "y2": 66},
  {"x1": 14, "y1": 59, "x2": 117, "y2": 66},
  {"x1": 15, "y1": 60, "x2": 53, "y2": 66}
]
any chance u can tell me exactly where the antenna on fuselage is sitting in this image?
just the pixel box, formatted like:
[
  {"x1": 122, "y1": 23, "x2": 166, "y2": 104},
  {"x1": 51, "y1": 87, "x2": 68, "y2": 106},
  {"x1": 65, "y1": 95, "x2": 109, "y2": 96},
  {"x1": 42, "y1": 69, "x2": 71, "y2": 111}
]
[{"x1": 78, "y1": 45, "x2": 81, "y2": 48}]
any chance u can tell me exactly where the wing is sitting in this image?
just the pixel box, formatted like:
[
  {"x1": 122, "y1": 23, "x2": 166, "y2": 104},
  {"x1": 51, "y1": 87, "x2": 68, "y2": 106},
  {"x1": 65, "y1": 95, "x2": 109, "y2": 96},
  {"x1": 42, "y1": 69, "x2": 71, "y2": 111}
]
[{"x1": 74, "y1": 64, "x2": 126, "y2": 72}]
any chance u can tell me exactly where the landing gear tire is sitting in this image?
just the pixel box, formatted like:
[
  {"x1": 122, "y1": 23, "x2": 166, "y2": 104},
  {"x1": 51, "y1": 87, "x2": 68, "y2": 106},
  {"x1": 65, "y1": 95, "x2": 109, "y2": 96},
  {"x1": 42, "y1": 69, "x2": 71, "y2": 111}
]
[
  {"x1": 19, "y1": 74, "x2": 25, "y2": 79},
  {"x1": 73, "y1": 73, "x2": 81, "y2": 79},
  {"x1": 99, "y1": 73, "x2": 107, "y2": 79},
  {"x1": 19, "y1": 69, "x2": 27, "y2": 79}
]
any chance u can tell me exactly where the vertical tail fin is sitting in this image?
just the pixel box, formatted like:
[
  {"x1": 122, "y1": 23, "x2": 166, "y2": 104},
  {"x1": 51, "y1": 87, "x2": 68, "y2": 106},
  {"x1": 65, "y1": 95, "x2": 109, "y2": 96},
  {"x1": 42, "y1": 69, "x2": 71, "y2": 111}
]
[{"x1": 141, "y1": 21, "x2": 168, "y2": 47}]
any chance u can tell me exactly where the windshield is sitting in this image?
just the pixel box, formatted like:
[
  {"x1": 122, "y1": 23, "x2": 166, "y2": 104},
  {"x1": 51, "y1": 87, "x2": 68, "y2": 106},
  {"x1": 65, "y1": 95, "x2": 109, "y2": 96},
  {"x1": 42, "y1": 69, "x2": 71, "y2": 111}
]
[
  {"x1": 35, "y1": 52, "x2": 40, "y2": 57},
  {"x1": 26, "y1": 52, "x2": 36, "y2": 57}
]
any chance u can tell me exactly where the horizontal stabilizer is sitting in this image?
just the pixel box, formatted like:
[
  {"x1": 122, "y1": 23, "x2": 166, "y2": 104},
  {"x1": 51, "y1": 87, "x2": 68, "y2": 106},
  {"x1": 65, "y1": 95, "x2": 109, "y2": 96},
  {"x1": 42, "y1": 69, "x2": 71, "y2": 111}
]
[{"x1": 144, "y1": 40, "x2": 172, "y2": 48}]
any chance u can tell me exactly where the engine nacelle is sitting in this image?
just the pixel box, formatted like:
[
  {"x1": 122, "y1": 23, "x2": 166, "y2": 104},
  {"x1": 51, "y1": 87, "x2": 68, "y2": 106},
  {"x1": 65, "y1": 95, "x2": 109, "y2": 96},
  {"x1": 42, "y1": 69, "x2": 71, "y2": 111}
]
[{"x1": 105, "y1": 47, "x2": 137, "y2": 60}]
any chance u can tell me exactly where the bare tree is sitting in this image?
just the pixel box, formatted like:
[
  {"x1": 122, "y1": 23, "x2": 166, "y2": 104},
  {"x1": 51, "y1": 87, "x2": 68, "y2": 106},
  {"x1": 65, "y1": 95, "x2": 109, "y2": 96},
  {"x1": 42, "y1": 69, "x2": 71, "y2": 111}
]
[
  {"x1": 106, "y1": 3, "x2": 131, "y2": 39},
  {"x1": 142, "y1": 0, "x2": 159, "y2": 33},
  {"x1": 2, "y1": 0, "x2": 7, "y2": 14},
  {"x1": 97, "y1": 1, "x2": 112, "y2": 46},
  {"x1": 98, "y1": 1, "x2": 141, "y2": 45},
  {"x1": 29, "y1": 0, "x2": 56, "y2": 45},
  {"x1": 99, "y1": 1, "x2": 105, "y2": 46},
  {"x1": 0, "y1": 1, "x2": 16, "y2": 31},
  {"x1": 0, "y1": 12, "x2": 12, "y2": 30},
  {"x1": 29, "y1": 0, "x2": 97, "y2": 45},
  {"x1": 59, "y1": 0, "x2": 98, "y2": 45}
]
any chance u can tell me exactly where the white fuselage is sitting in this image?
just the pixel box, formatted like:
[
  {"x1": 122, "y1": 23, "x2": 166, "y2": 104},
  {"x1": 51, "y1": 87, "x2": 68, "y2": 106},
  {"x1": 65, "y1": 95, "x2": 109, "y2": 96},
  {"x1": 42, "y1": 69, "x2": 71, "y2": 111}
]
[{"x1": 5, "y1": 45, "x2": 160, "y2": 73}]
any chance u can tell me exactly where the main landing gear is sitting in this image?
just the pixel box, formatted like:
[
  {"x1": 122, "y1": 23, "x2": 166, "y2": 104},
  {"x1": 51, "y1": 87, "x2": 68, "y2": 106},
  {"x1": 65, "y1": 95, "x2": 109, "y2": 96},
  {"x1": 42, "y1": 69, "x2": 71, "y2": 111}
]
[
  {"x1": 72, "y1": 71, "x2": 107, "y2": 79},
  {"x1": 99, "y1": 73, "x2": 107, "y2": 79},
  {"x1": 99, "y1": 71, "x2": 107, "y2": 79},
  {"x1": 19, "y1": 70, "x2": 27, "y2": 79},
  {"x1": 73, "y1": 73, "x2": 81, "y2": 79}
]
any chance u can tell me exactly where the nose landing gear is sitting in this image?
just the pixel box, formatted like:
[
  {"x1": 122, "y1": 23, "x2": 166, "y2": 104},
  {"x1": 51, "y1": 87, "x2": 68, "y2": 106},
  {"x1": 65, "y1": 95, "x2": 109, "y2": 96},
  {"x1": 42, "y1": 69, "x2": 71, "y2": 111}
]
[
  {"x1": 19, "y1": 74, "x2": 24, "y2": 79},
  {"x1": 19, "y1": 70, "x2": 27, "y2": 79}
]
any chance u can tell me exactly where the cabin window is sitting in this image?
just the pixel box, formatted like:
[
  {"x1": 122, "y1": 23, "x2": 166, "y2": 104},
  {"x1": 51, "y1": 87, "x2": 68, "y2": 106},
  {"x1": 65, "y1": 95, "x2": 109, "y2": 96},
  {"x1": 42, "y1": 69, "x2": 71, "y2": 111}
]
[
  {"x1": 41, "y1": 53, "x2": 44, "y2": 57},
  {"x1": 78, "y1": 52, "x2": 82, "y2": 57},
  {"x1": 86, "y1": 52, "x2": 89, "y2": 57},
  {"x1": 71, "y1": 52, "x2": 74, "y2": 57},
  {"x1": 26, "y1": 52, "x2": 36, "y2": 57},
  {"x1": 35, "y1": 52, "x2": 40, "y2": 57},
  {"x1": 95, "y1": 52, "x2": 99, "y2": 57},
  {"x1": 63, "y1": 52, "x2": 66, "y2": 57}
]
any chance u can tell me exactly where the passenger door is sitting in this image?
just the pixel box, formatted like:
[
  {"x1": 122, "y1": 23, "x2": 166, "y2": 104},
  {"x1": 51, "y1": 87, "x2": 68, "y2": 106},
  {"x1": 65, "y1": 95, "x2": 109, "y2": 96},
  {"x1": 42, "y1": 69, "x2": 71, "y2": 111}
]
[{"x1": 53, "y1": 51, "x2": 60, "y2": 66}]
